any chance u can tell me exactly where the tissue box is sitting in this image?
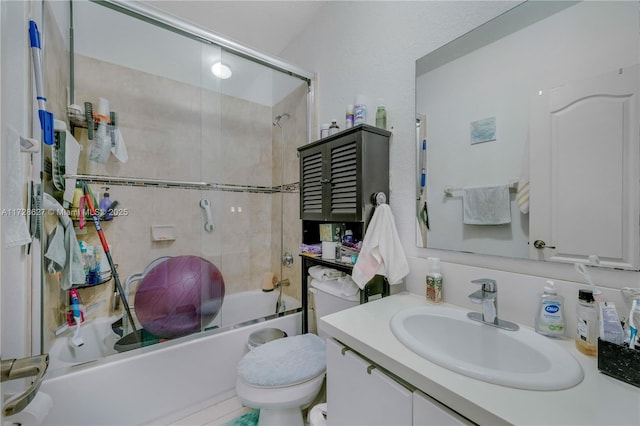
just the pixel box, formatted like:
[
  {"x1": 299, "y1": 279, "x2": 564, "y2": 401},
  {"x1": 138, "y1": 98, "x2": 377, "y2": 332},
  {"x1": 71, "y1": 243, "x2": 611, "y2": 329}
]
[
  {"x1": 597, "y1": 338, "x2": 640, "y2": 388},
  {"x1": 319, "y1": 223, "x2": 344, "y2": 242}
]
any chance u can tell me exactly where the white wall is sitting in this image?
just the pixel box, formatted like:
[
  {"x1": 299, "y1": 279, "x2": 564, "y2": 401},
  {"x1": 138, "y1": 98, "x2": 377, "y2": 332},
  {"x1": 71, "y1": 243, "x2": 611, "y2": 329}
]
[
  {"x1": 0, "y1": 0, "x2": 38, "y2": 398},
  {"x1": 279, "y1": 1, "x2": 640, "y2": 308}
]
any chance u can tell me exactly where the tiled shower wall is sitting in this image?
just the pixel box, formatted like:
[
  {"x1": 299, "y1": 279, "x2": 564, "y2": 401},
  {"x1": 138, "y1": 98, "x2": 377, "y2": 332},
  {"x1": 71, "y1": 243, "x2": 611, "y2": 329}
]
[{"x1": 42, "y1": 51, "x2": 307, "y2": 347}]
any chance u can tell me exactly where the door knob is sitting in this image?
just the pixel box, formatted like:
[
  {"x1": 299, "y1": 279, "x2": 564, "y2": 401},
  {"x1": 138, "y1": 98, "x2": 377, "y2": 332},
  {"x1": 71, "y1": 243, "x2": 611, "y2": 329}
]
[{"x1": 533, "y1": 240, "x2": 556, "y2": 249}]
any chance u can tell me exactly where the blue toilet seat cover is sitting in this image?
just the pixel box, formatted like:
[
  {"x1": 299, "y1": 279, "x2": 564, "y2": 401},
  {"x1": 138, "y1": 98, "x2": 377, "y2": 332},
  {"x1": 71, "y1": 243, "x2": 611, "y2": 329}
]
[{"x1": 238, "y1": 333, "x2": 326, "y2": 388}]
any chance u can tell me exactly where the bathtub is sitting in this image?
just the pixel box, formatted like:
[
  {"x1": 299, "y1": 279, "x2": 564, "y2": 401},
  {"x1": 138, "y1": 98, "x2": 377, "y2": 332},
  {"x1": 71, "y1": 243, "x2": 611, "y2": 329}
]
[
  {"x1": 208, "y1": 289, "x2": 300, "y2": 329},
  {"x1": 39, "y1": 291, "x2": 301, "y2": 425}
]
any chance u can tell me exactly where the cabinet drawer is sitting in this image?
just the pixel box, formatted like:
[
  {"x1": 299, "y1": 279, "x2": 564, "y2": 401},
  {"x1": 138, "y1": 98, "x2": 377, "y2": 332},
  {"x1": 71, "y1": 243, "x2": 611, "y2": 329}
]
[{"x1": 327, "y1": 339, "x2": 412, "y2": 426}]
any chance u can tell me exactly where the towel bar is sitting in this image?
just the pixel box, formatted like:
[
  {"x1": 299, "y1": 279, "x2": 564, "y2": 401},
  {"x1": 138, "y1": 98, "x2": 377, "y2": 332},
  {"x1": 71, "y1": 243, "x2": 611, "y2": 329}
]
[{"x1": 444, "y1": 179, "x2": 519, "y2": 196}]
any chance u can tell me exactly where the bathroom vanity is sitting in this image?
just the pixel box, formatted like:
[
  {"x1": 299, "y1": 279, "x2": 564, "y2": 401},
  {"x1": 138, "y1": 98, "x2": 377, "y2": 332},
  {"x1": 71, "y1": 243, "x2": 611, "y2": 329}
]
[{"x1": 319, "y1": 292, "x2": 640, "y2": 425}]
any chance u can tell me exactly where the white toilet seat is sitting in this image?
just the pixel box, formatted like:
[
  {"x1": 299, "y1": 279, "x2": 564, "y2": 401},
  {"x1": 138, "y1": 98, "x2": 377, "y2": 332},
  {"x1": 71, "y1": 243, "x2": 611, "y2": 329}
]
[
  {"x1": 237, "y1": 333, "x2": 326, "y2": 387},
  {"x1": 235, "y1": 334, "x2": 327, "y2": 426}
]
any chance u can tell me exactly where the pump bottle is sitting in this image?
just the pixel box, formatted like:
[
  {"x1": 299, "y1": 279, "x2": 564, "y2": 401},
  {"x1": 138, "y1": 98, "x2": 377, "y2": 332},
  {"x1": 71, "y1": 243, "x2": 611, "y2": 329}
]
[
  {"x1": 426, "y1": 257, "x2": 443, "y2": 303},
  {"x1": 535, "y1": 280, "x2": 565, "y2": 337}
]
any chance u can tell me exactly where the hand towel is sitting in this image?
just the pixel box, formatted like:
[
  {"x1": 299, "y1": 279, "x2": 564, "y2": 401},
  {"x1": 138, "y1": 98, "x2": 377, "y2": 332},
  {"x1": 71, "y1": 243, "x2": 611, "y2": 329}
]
[
  {"x1": 42, "y1": 193, "x2": 85, "y2": 289},
  {"x1": 463, "y1": 185, "x2": 511, "y2": 225},
  {"x1": 3, "y1": 125, "x2": 32, "y2": 248},
  {"x1": 516, "y1": 139, "x2": 530, "y2": 214},
  {"x1": 352, "y1": 204, "x2": 409, "y2": 289},
  {"x1": 308, "y1": 265, "x2": 345, "y2": 281}
]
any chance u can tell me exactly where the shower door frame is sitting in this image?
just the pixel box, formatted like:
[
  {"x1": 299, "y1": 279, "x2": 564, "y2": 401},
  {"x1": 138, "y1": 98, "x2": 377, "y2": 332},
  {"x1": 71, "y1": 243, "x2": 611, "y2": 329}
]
[{"x1": 37, "y1": 0, "x2": 315, "y2": 356}]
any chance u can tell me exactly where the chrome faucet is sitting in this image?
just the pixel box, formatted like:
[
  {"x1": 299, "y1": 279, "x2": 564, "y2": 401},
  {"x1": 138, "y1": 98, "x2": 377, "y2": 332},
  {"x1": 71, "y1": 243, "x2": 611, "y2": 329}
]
[{"x1": 467, "y1": 278, "x2": 519, "y2": 331}]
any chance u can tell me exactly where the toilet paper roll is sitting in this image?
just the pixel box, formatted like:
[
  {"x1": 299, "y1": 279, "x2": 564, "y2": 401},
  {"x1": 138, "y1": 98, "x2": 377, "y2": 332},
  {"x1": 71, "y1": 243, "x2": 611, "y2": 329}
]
[
  {"x1": 3, "y1": 391, "x2": 53, "y2": 425},
  {"x1": 322, "y1": 242, "x2": 338, "y2": 260}
]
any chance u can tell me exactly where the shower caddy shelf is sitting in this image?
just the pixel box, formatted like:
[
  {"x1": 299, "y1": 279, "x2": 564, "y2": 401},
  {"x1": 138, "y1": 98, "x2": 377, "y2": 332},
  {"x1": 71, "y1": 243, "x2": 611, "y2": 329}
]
[{"x1": 298, "y1": 124, "x2": 391, "y2": 333}]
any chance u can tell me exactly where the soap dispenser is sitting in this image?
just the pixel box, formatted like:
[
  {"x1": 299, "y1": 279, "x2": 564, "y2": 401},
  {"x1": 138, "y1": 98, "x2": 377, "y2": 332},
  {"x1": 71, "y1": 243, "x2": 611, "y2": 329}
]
[
  {"x1": 99, "y1": 187, "x2": 113, "y2": 221},
  {"x1": 535, "y1": 280, "x2": 565, "y2": 337}
]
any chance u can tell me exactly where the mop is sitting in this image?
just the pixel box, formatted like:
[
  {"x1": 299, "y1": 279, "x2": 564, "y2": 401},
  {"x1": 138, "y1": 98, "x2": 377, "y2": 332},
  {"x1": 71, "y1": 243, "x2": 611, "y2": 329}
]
[{"x1": 79, "y1": 182, "x2": 137, "y2": 332}]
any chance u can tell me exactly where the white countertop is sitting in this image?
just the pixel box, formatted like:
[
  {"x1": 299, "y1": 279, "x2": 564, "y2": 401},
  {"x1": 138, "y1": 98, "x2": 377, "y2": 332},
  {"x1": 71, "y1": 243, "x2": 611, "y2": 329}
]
[{"x1": 319, "y1": 292, "x2": 640, "y2": 426}]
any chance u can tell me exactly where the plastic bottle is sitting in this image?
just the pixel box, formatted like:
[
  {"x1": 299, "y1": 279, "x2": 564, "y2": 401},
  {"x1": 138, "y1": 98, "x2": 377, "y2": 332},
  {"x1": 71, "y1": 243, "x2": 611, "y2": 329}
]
[
  {"x1": 375, "y1": 100, "x2": 387, "y2": 130},
  {"x1": 345, "y1": 105, "x2": 354, "y2": 129},
  {"x1": 320, "y1": 123, "x2": 330, "y2": 139},
  {"x1": 535, "y1": 280, "x2": 565, "y2": 337},
  {"x1": 328, "y1": 120, "x2": 340, "y2": 136},
  {"x1": 354, "y1": 95, "x2": 367, "y2": 125},
  {"x1": 426, "y1": 257, "x2": 443, "y2": 303},
  {"x1": 79, "y1": 241, "x2": 89, "y2": 276},
  {"x1": 576, "y1": 289, "x2": 598, "y2": 356},
  {"x1": 85, "y1": 244, "x2": 98, "y2": 285},
  {"x1": 99, "y1": 187, "x2": 113, "y2": 221}
]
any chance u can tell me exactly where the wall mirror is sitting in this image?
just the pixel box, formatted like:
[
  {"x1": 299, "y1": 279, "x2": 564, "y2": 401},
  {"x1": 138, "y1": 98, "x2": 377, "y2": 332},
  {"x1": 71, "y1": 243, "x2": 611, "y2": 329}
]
[{"x1": 415, "y1": 0, "x2": 640, "y2": 270}]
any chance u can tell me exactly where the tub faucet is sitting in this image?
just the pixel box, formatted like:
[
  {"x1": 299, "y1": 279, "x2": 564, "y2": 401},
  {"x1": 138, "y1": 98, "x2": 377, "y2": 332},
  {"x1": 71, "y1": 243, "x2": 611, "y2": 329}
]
[
  {"x1": 275, "y1": 278, "x2": 290, "y2": 288},
  {"x1": 467, "y1": 278, "x2": 519, "y2": 331}
]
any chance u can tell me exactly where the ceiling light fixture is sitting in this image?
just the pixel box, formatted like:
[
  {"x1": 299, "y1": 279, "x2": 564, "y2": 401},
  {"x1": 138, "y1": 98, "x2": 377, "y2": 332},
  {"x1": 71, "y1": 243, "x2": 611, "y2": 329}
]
[{"x1": 211, "y1": 62, "x2": 232, "y2": 79}]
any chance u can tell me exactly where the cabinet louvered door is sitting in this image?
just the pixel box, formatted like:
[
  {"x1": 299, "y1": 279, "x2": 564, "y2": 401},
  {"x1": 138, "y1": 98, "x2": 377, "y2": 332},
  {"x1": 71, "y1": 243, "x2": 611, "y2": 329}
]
[
  {"x1": 300, "y1": 145, "x2": 325, "y2": 220},
  {"x1": 328, "y1": 137, "x2": 361, "y2": 221}
]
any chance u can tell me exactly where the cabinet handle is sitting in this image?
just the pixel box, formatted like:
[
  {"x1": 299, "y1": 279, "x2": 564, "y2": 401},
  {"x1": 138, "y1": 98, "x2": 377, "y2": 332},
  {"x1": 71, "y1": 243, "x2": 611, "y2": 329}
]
[
  {"x1": 367, "y1": 365, "x2": 376, "y2": 374},
  {"x1": 341, "y1": 347, "x2": 350, "y2": 356},
  {"x1": 321, "y1": 178, "x2": 332, "y2": 184}
]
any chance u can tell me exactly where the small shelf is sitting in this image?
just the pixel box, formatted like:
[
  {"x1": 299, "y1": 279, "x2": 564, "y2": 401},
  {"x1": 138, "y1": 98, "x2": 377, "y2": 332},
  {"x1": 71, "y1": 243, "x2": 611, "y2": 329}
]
[
  {"x1": 300, "y1": 254, "x2": 354, "y2": 272},
  {"x1": 74, "y1": 274, "x2": 113, "y2": 289}
]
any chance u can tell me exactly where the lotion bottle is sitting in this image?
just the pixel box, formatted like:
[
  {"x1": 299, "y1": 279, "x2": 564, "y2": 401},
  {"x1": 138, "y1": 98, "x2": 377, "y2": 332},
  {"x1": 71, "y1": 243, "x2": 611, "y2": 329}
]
[
  {"x1": 426, "y1": 257, "x2": 443, "y2": 303},
  {"x1": 535, "y1": 280, "x2": 565, "y2": 337}
]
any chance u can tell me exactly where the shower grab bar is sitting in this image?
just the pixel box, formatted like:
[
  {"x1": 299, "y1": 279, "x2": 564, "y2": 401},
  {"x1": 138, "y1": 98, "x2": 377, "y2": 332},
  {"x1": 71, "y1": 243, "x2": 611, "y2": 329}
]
[
  {"x1": 64, "y1": 174, "x2": 299, "y2": 194},
  {"x1": 200, "y1": 199, "x2": 214, "y2": 232}
]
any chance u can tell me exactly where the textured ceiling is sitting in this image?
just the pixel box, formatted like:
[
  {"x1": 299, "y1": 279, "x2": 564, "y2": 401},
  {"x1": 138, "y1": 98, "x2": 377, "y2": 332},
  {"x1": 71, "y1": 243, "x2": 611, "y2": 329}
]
[{"x1": 140, "y1": 1, "x2": 328, "y2": 56}]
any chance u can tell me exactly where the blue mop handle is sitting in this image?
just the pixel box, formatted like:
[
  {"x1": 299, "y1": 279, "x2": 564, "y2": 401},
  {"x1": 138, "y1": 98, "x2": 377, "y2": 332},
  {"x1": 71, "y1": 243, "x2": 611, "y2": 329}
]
[
  {"x1": 29, "y1": 20, "x2": 53, "y2": 145},
  {"x1": 29, "y1": 21, "x2": 46, "y2": 110}
]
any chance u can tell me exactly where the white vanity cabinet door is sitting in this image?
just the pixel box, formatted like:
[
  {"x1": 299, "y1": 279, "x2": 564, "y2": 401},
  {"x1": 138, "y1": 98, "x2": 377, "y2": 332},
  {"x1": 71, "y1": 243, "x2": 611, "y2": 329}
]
[
  {"x1": 326, "y1": 339, "x2": 412, "y2": 426},
  {"x1": 412, "y1": 390, "x2": 473, "y2": 426}
]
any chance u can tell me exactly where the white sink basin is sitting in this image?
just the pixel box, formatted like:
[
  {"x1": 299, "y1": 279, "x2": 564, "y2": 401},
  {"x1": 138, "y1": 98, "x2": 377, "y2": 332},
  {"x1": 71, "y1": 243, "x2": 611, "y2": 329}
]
[{"x1": 390, "y1": 305, "x2": 584, "y2": 390}]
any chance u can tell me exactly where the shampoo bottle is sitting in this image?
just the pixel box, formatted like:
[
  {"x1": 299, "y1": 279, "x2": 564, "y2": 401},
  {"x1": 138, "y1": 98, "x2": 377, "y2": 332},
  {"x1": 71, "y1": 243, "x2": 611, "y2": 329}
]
[
  {"x1": 354, "y1": 95, "x2": 367, "y2": 125},
  {"x1": 375, "y1": 100, "x2": 387, "y2": 130},
  {"x1": 426, "y1": 257, "x2": 443, "y2": 303},
  {"x1": 100, "y1": 187, "x2": 113, "y2": 221},
  {"x1": 535, "y1": 280, "x2": 565, "y2": 337}
]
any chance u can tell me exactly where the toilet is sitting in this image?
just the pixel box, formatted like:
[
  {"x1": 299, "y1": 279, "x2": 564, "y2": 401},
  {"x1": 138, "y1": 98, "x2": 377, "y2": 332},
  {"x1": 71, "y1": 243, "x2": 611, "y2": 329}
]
[{"x1": 235, "y1": 277, "x2": 360, "y2": 426}]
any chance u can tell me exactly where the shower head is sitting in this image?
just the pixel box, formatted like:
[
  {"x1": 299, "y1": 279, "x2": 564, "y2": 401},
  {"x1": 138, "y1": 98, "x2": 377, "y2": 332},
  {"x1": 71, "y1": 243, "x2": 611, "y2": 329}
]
[{"x1": 273, "y1": 113, "x2": 291, "y2": 127}]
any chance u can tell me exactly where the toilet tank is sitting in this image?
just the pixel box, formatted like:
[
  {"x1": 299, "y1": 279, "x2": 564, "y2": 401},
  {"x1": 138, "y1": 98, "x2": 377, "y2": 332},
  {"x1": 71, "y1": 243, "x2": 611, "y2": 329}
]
[{"x1": 310, "y1": 278, "x2": 360, "y2": 326}]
